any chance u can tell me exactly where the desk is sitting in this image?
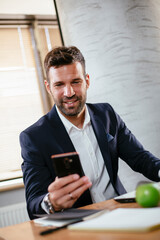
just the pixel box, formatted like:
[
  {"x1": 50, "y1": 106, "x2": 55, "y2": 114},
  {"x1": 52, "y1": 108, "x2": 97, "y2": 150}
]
[{"x1": 0, "y1": 199, "x2": 160, "y2": 240}]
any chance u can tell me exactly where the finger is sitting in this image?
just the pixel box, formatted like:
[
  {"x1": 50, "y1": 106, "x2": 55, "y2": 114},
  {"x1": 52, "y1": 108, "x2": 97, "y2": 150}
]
[
  {"x1": 55, "y1": 181, "x2": 92, "y2": 210},
  {"x1": 70, "y1": 180, "x2": 92, "y2": 200},
  {"x1": 49, "y1": 177, "x2": 92, "y2": 211},
  {"x1": 48, "y1": 174, "x2": 83, "y2": 210},
  {"x1": 55, "y1": 177, "x2": 92, "y2": 205},
  {"x1": 48, "y1": 174, "x2": 80, "y2": 192},
  {"x1": 49, "y1": 191, "x2": 75, "y2": 211},
  {"x1": 53, "y1": 195, "x2": 75, "y2": 211},
  {"x1": 50, "y1": 176, "x2": 91, "y2": 200},
  {"x1": 62, "y1": 176, "x2": 92, "y2": 196}
]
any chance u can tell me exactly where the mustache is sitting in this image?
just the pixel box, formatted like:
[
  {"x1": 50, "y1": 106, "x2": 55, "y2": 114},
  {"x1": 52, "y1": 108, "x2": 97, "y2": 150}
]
[{"x1": 62, "y1": 96, "x2": 80, "y2": 102}]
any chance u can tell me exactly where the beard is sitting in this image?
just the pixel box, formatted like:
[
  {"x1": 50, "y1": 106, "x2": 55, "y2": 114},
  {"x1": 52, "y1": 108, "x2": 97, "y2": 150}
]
[{"x1": 51, "y1": 93, "x2": 87, "y2": 117}]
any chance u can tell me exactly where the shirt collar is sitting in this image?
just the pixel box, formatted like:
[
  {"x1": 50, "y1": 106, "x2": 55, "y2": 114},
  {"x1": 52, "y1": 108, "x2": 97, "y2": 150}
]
[{"x1": 56, "y1": 105, "x2": 91, "y2": 133}]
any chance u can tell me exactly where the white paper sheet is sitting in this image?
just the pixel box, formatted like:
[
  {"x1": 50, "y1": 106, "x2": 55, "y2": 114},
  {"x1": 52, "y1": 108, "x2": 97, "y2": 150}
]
[{"x1": 69, "y1": 208, "x2": 160, "y2": 232}]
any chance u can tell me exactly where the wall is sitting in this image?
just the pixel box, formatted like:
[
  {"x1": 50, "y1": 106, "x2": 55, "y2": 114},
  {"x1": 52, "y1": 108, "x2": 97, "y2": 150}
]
[
  {"x1": 0, "y1": 188, "x2": 26, "y2": 207},
  {"x1": 56, "y1": 0, "x2": 160, "y2": 191}
]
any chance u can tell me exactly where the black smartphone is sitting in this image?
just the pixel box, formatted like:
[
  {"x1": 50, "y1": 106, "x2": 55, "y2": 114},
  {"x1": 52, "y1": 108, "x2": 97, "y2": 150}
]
[
  {"x1": 51, "y1": 152, "x2": 84, "y2": 178},
  {"x1": 114, "y1": 198, "x2": 136, "y2": 203}
]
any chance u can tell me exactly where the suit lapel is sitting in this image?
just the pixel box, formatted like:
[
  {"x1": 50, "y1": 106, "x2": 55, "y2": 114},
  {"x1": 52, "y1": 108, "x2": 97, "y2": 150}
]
[
  {"x1": 88, "y1": 107, "x2": 114, "y2": 184},
  {"x1": 47, "y1": 105, "x2": 76, "y2": 153}
]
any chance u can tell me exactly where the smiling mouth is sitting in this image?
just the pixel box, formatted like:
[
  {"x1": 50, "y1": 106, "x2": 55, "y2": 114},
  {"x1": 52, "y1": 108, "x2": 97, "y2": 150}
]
[
  {"x1": 64, "y1": 100, "x2": 77, "y2": 106},
  {"x1": 63, "y1": 97, "x2": 78, "y2": 105},
  {"x1": 63, "y1": 99, "x2": 79, "y2": 110},
  {"x1": 66, "y1": 101, "x2": 76, "y2": 104}
]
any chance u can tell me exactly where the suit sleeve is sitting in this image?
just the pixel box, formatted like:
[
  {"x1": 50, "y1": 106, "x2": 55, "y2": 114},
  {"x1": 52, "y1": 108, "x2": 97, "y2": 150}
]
[
  {"x1": 19, "y1": 131, "x2": 54, "y2": 219},
  {"x1": 115, "y1": 111, "x2": 160, "y2": 181}
]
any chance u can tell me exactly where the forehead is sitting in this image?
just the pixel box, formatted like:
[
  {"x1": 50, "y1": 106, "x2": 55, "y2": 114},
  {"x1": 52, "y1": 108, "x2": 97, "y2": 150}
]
[{"x1": 48, "y1": 62, "x2": 84, "y2": 82}]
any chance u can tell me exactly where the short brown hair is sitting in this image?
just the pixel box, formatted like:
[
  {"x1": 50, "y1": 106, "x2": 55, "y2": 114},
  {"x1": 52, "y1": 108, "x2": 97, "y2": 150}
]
[{"x1": 44, "y1": 46, "x2": 86, "y2": 83}]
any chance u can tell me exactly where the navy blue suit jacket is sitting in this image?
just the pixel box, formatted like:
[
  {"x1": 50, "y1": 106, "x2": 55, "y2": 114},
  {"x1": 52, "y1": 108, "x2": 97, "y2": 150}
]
[{"x1": 20, "y1": 103, "x2": 160, "y2": 219}]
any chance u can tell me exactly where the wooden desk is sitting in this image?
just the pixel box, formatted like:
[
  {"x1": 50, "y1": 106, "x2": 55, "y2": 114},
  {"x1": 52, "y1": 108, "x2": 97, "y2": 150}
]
[{"x1": 0, "y1": 199, "x2": 160, "y2": 240}]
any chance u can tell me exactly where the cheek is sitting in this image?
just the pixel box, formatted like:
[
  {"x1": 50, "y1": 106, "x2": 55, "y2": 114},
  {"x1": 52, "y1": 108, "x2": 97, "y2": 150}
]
[
  {"x1": 75, "y1": 84, "x2": 86, "y2": 93},
  {"x1": 81, "y1": 84, "x2": 88, "y2": 93},
  {"x1": 50, "y1": 88, "x2": 63, "y2": 99}
]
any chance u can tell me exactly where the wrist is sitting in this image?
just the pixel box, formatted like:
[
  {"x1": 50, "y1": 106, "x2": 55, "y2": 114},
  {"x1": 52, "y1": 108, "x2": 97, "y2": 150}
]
[{"x1": 43, "y1": 193, "x2": 55, "y2": 214}]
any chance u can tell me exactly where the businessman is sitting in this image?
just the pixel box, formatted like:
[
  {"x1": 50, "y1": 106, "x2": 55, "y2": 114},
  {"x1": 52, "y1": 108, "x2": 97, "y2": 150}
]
[{"x1": 20, "y1": 46, "x2": 160, "y2": 219}]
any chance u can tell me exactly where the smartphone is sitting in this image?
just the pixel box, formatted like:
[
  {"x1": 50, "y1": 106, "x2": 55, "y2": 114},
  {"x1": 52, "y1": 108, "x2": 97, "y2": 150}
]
[
  {"x1": 114, "y1": 198, "x2": 136, "y2": 203},
  {"x1": 114, "y1": 191, "x2": 136, "y2": 203},
  {"x1": 51, "y1": 152, "x2": 84, "y2": 178}
]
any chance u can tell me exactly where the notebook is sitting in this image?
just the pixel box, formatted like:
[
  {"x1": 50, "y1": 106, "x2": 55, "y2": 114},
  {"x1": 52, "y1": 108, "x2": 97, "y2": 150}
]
[
  {"x1": 69, "y1": 208, "x2": 160, "y2": 232},
  {"x1": 34, "y1": 208, "x2": 102, "y2": 227}
]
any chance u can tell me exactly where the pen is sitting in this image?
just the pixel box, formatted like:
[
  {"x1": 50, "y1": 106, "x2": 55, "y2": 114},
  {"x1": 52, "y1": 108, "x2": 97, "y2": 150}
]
[{"x1": 40, "y1": 218, "x2": 83, "y2": 235}]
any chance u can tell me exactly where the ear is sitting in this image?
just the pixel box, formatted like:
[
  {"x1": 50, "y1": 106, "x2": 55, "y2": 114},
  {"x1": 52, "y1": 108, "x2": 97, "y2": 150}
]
[
  {"x1": 85, "y1": 74, "x2": 90, "y2": 89},
  {"x1": 44, "y1": 80, "x2": 51, "y2": 95}
]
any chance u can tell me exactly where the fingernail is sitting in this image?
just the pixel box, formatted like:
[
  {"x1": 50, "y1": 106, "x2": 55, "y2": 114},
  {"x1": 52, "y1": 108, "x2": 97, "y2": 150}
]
[
  {"x1": 87, "y1": 182, "x2": 92, "y2": 187},
  {"x1": 83, "y1": 176, "x2": 90, "y2": 182},
  {"x1": 73, "y1": 174, "x2": 80, "y2": 180}
]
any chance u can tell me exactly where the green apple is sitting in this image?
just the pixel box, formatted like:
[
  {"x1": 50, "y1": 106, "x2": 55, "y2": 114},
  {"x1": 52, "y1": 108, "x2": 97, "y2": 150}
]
[{"x1": 136, "y1": 184, "x2": 160, "y2": 207}]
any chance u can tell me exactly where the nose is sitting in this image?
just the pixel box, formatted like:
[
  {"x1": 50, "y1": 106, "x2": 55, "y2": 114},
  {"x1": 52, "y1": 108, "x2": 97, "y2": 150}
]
[{"x1": 64, "y1": 84, "x2": 75, "y2": 97}]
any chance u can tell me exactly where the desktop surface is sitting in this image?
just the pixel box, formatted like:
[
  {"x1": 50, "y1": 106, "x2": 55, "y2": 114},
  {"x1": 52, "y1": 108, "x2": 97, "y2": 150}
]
[{"x1": 0, "y1": 199, "x2": 160, "y2": 240}]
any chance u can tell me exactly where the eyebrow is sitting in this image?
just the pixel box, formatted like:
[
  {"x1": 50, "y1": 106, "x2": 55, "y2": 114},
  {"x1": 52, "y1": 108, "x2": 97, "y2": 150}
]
[
  {"x1": 72, "y1": 78, "x2": 82, "y2": 81},
  {"x1": 53, "y1": 77, "x2": 82, "y2": 85}
]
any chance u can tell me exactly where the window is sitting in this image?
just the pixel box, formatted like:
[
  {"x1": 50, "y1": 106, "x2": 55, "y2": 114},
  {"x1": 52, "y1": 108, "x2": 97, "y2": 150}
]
[{"x1": 0, "y1": 16, "x2": 62, "y2": 183}]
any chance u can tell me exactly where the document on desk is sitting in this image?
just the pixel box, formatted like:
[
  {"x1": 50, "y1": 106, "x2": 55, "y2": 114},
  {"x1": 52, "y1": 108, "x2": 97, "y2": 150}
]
[
  {"x1": 69, "y1": 208, "x2": 160, "y2": 232},
  {"x1": 34, "y1": 209, "x2": 102, "y2": 227}
]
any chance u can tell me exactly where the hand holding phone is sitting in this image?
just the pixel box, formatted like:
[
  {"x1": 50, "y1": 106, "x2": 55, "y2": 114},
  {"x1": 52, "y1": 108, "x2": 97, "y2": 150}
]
[{"x1": 48, "y1": 152, "x2": 91, "y2": 211}]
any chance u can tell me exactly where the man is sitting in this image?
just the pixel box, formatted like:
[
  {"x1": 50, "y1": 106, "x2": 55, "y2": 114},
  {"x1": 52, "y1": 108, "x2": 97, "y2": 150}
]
[{"x1": 20, "y1": 46, "x2": 160, "y2": 220}]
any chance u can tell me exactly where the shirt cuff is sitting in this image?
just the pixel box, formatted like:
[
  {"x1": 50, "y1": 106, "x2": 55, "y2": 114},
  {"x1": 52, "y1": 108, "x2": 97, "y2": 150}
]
[{"x1": 41, "y1": 193, "x2": 50, "y2": 214}]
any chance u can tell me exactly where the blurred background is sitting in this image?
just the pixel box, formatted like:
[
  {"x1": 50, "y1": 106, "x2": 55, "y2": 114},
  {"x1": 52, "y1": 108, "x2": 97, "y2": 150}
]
[{"x1": 0, "y1": 0, "x2": 160, "y2": 227}]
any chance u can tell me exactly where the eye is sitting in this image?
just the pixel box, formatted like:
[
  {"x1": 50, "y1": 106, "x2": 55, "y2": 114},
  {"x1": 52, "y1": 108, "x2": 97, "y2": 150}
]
[
  {"x1": 72, "y1": 80, "x2": 81, "y2": 84},
  {"x1": 54, "y1": 82, "x2": 63, "y2": 87}
]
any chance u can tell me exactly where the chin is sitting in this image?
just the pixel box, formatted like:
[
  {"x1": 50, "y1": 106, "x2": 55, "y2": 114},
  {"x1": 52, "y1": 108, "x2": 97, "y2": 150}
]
[
  {"x1": 64, "y1": 110, "x2": 78, "y2": 116},
  {"x1": 62, "y1": 108, "x2": 80, "y2": 116}
]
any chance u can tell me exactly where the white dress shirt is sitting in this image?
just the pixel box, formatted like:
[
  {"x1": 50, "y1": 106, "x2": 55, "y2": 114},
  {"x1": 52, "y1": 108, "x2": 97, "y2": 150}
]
[{"x1": 56, "y1": 105, "x2": 117, "y2": 203}]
